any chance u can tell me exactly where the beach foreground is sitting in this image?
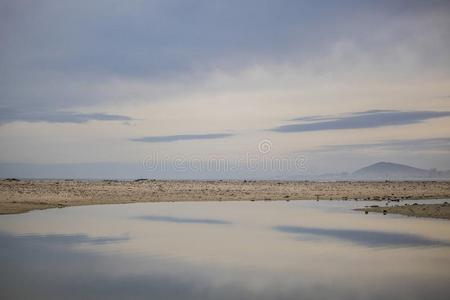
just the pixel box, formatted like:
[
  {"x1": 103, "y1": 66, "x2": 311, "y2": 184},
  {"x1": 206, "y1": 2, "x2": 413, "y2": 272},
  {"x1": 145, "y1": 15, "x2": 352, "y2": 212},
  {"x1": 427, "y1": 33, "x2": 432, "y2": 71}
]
[{"x1": 1, "y1": 179, "x2": 449, "y2": 215}]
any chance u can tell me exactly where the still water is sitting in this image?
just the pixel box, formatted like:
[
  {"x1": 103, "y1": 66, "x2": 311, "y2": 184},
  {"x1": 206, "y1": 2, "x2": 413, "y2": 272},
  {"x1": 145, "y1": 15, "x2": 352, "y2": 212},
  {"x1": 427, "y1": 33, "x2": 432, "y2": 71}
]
[{"x1": 1, "y1": 200, "x2": 450, "y2": 300}]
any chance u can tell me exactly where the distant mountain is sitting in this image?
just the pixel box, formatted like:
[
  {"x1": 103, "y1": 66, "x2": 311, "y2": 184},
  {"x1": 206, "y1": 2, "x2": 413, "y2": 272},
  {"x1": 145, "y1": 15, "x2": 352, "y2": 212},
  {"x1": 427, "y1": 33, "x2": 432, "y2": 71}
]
[
  {"x1": 351, "y1": 162, "x2": 450, "y2": 180},
  {"x1": 310, "y1": 162, "x2": 450, "y2": 180}
]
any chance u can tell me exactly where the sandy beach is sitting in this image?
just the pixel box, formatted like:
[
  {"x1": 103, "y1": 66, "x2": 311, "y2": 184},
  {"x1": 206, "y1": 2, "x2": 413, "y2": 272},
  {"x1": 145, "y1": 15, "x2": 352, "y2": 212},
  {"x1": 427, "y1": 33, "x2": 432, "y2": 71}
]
[{"x1": 0, "y1": 179, "x2": 449, "y2": 215}]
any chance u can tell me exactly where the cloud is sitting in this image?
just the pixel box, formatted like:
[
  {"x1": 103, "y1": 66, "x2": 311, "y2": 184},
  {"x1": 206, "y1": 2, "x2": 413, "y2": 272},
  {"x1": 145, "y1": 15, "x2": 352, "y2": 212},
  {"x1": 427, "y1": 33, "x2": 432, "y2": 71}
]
[
  {"x1": 289, "y1": 111, "x2": 398, "y2": 123},
  {"x1": 131, "y1": 133, "x2": 233, "y2": 143},
  {"x1": 272, "y1": 110, "x2": 450, "y2": 133},
  {"x1": 0, "y1": 109, "x2": 133, "y2": 125},
  {"x1": 2, "y1": 0, "x2": 449, "y2": 114},
  {"x1": 315, "y1": 137, "x2": 450, "y2": 153}
]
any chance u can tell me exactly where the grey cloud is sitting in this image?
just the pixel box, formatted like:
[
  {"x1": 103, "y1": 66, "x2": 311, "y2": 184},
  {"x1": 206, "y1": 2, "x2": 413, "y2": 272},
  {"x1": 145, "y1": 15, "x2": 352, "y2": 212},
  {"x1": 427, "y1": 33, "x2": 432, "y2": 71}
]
[
  {"x1": 315, "y1": 137, "x2": 450, "y2": 153},
  {"x1": 289, "y1": 110, "x2": 397, "y2": 122},
  {"x1": 272, "y1": 110, "x2": 450, "y2": 133},
  {"x1": 2, "y1": 0, "x2": 450, "y2": 114},
  {"x1": 0, "y1": 109, "x2": 133, "y2": 125},
  {"x1": 290, "y1": 115, "x2": 338, "y2": 122},
  {"x1": 131, "y1": 133, "x2": 233, "y2": 143},
  {"x1": 352, "y1": 109, "x2": 398, "y2": 115}
]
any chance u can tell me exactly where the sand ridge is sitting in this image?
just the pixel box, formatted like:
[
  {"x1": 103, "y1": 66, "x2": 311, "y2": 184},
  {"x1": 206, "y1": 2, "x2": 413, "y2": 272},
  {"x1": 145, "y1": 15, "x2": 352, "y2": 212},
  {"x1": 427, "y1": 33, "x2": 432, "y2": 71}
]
[{"x1": 1, "y1": 179, "x2": 449, "y2": 215}]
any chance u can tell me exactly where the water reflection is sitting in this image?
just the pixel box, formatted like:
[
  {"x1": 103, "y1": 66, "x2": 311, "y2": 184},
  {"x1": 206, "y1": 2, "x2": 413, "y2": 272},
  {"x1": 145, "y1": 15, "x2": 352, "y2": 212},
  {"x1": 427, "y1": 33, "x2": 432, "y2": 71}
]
[
  {"x1": 136, "y1": 215, "x2": 231, "y2": 225},
  {"x1": 274, "y1": 226, "x2": 450, "y2": 248},
  {"x1": 0, "y1": 200, "x2": 449, "y2": 300},
  {"x1": 10, "y1": 233, "x2": 130, "y2": 245},
  {"x1": 0, "y1": 232, "x2": 347, "y2": 300}
]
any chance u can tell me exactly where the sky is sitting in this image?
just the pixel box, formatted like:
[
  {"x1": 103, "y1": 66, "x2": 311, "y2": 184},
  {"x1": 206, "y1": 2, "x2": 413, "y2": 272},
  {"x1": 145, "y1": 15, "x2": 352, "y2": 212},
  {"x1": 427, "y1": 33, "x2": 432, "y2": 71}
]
[{"x1": 0, "y1": 0, "x2": 450, "y2": 179}]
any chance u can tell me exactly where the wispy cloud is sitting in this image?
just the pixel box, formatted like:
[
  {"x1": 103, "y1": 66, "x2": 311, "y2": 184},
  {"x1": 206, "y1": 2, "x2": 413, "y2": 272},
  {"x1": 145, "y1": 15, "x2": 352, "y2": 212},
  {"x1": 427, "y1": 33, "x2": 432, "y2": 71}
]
[
  {"x1": 315, "y1": 137, "x2": 450, "y2": 153},
  {"x1": 131, "y1": 133, "x2": 233, "y2": 143},
  {"x1": 273, "y1": 110, "x2": 450, "y2": 133},
  {"x1": 0, "y1": 109, "x2": 133, "y2": 125}
]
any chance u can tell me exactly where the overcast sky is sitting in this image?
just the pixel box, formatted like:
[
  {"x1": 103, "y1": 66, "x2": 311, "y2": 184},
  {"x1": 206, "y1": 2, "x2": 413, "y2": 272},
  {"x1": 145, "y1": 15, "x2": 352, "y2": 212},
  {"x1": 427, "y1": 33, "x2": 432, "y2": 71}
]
[{"x1": 1, "y1": 0, "x2": 450, "y2": 178}]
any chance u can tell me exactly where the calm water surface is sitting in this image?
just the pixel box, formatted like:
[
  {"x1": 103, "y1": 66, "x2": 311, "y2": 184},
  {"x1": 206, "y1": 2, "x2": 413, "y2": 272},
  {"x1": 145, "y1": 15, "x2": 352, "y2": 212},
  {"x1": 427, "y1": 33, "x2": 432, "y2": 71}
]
[{"x1": 1, "y1": 200, "x2": 450, "y2": 300}]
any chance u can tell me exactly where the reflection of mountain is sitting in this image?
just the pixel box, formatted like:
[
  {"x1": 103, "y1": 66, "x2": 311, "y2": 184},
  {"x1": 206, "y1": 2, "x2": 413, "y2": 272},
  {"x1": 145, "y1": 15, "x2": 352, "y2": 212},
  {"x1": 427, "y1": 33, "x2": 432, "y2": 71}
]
[{"x1": 351, "y1": 162, "x2": 450, "y2": 180}]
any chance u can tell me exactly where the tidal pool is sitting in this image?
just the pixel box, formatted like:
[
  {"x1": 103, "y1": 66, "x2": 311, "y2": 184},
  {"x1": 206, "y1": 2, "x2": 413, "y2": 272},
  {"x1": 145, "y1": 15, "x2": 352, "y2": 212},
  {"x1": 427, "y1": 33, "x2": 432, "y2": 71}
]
[{"x1": 1, "y1": 200, "x2": 450, "y2": 300}]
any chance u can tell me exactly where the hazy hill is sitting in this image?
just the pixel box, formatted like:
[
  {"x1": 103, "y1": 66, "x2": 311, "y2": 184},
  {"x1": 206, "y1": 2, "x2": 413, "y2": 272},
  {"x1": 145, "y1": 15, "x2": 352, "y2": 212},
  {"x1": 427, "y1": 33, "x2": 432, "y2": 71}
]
[{"x1": 351, "y1": 162, "x2": 450, "y2": 180}]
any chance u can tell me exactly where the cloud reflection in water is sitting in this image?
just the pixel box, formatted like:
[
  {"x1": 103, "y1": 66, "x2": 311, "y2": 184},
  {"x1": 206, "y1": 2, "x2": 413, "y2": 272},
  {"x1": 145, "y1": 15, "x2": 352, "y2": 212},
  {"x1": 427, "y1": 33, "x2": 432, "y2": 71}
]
[
  {"x1": 135, "y1": 215, "x2": 231, "y2": 225},
  {"x1": 274, "y1": 226, "x2": 450, "y2": 248}
]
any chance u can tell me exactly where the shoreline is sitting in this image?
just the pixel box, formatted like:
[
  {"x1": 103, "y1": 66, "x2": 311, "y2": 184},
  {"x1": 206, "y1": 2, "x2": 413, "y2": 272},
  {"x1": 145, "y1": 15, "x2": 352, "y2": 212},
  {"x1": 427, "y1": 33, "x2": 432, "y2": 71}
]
[
  {"x1": 355, "y1": 203, "x2": 450, "y2": 220},
  {"x1": 1, "y1": 179, "x2": 449, "y2": 216}
]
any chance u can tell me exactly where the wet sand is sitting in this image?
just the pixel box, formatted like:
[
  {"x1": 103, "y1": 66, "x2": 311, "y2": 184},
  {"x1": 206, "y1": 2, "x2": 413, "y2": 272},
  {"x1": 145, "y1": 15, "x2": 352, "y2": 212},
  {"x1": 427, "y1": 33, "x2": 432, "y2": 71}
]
[
  {"x1": 356, "y1": 203, "x2": 450, "y2": 220},
  {"x1": 1, "y1": 179, "x2": 449, "y2": 215}
]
